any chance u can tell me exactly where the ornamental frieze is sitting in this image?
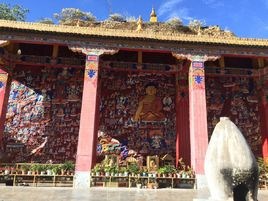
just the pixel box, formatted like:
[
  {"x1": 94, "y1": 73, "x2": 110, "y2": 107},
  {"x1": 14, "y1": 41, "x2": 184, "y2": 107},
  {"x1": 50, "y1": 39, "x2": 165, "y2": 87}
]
[{"x1": 0, "y1": 31, "x2": 268, "y2": 57}]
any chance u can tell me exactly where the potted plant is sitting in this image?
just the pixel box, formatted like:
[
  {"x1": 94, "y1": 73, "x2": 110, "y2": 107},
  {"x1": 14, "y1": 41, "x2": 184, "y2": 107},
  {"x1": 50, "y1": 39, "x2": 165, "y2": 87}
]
[
  {"x1": 91, "y1": 163, "x2": 103, "y2": 176},
  {"x1": 113, "y1": 166, "x2": 119, "y2": 176},
  {"x1": 37, "y1": 164, "x2": 46, "y2": 175},
  {"x1": 51, "y1": 164, "x2": 61, "y2": 175},
  {"x1": 104, "y1": 165, "x2": 111, "y2": 176},
  {"x1": 45, "y1": 164, "x2": 53, "y2": 176},
  {"x1": 62, "y1": 161, "x2": 75, "y2": 175},
  {"x1": 165, "y1": 165, "x2": 176, "y2": 177},
  {"x1": 158, "y1": 165, "x2": 176, "y2": 177},
  {"x1": 30, "y1": 163, "x2": 45, "y2": 175},
  {"x1": 4, "y1": 166, "x2": 10, "y2": 175},
  {"x1": 128, "y1": 163, "x2": 140, "y2": 177},
  {"x1": 119, "y1": 167, "x2": 128, "y2": 177},
  {"x1": 30, "y1": 164, "x2": 39, "y2": 175},
  {"x1": 109, "y1": 165, "x2": 118, "y2": 176},
  {"x1": 158, "y1": 167, "x2": 166, "y2": 177},
  {"x1": 20, "y1": 164, "x2": 30, "y2": 175},
  {"x1": 186, "y1": 166, "x2": 195, "y2": 178},
  {"x1": 118, "y1": 168, "x2": 122, "y2": 177}
]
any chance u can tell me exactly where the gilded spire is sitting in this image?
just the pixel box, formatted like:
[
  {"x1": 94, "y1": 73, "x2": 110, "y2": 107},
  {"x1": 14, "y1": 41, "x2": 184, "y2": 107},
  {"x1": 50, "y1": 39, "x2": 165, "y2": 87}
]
[
  {"x1": 151, "y1": 7, "x2": 157, "y2": 17},
  {"x1": 150, "y1": 7, "x2": 158, "y2": 23}
]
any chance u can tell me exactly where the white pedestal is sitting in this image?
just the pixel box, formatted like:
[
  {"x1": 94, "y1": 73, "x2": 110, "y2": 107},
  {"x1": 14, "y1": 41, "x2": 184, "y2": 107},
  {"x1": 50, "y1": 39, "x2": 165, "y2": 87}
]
[
  {"x1": 196, "y1": 174, "x2": 207, "y2": 189},
  {"x1": 73, "y1": 171, "x2": 91, "y2": 188}
]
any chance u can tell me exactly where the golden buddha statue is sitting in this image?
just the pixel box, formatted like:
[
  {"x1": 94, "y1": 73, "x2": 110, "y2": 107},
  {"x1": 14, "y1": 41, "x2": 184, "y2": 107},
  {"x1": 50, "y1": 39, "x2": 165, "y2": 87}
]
[{"x1": 133, "y1": 83, "x2": 165, "y2": 121}]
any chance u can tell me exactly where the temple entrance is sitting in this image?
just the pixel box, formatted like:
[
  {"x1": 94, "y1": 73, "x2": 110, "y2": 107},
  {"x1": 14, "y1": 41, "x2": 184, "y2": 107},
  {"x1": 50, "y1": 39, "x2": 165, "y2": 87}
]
[{"x1": 96, "y1": 50, "x2": 190, "y2": 166}]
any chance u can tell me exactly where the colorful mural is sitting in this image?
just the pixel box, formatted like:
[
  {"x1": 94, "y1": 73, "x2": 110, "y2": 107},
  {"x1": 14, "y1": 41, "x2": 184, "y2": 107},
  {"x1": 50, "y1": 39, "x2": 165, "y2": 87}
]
[
  {"x1": 3, "y1": 66, "x2": 84, "y2": 163},
  {"x1": 98, "y1": 70, "x2": 177, "y2": 160},
  {"x1": 206, "y1": 76, "x2": 262, "y2": 155}
]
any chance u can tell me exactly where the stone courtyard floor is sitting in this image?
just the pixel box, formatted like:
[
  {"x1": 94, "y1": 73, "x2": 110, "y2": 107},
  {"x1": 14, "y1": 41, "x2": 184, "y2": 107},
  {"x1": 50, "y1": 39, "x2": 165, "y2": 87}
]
[{"x1": 0, "y1": 187, "x2": 267, "y2": 201}]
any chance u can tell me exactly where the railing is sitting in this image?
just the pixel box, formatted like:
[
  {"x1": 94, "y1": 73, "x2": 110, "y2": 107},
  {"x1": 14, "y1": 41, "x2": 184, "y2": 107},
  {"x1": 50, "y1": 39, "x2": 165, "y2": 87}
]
[
  {"x1": 13, "y1": 54, "x2": 84, "y2": 67},
  {"x1": 100, "y1": 61, "x2": 178, "y2": 72},
  {"x1": 0, "y1": 174, "x2": 73, "y2": 187},
  {"x1": 90, "y1": 175, "x2": 196, "y2": 189},
  {"x1": 12, "y1": 55, "x2": 177, "y2": 72},
  {"x1": 0, "y1": 163, "x2": 74, "y2": 187},
  {"x1": 205, "y1": 66, "x2": 259, "y2": 77},
  {"x1": 5, "y1": 53, "x2": 268, "y2": 76}
]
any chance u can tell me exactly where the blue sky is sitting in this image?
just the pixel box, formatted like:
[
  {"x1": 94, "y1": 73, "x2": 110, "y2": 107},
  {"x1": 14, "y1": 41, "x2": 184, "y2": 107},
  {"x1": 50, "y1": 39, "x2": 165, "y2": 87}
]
[{"x1": 3, "y1": 0, "x2": 268, "y2": 39}]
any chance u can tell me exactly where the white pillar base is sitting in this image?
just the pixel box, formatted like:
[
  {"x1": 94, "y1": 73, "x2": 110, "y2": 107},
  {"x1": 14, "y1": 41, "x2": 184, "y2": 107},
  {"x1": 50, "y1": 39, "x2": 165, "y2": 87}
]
[
  {"x1": 73, "y1": 171, "x2": 91, "y2": 188},
  {"x1": 196, "y1": 174, "x2": 207, "y2": 189}
]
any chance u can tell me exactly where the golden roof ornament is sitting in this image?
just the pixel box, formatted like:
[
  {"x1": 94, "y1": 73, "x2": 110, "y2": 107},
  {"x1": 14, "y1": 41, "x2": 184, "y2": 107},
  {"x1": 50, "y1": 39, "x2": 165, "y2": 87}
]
[
  {"x1": 76, "y1": 19, "x2": 81, "y2": 27},
  {"x1": 136, "y1": 16, "x2": 143, "y2": 32},
  {"x1": 150, "y1": 7, "x2": 158, "y2": 23}
]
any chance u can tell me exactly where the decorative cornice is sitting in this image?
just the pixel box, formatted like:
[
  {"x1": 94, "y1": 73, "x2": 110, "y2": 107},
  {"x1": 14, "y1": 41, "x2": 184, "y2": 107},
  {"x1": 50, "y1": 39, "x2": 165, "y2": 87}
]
[{"x1": 0, "y1": 20, "x2": 268, "y2": 47}]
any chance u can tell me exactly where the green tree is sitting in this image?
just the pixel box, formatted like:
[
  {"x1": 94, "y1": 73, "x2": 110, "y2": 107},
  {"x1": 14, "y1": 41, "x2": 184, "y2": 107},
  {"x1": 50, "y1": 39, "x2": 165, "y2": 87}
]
[
  {"x1": 166, "y1": 17, "x2": 183, "y2": 29},
  {"x1": 0, "y1": 3, "x2": 29, "y2": 21},
  {"x1": 37, "y1": 18, "x2": 54, "y2": 25},
  {"x1": 54, "y1": 8, "x2": 96, "y2": 25},
  {"x1": 188, "y1": 19, "x2": 206, "y2": 32},
  {"x1": 108, "y1": 13, "x2": 126, "y2": 22}
]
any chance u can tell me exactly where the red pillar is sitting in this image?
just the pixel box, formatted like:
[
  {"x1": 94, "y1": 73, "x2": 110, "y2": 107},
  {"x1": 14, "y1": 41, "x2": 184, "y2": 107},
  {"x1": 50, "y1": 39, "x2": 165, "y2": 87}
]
[
  {"x1": 75, "y1": 54, "x2": 100, "y2": 172},
  {"x1": 0, "y1": 68, "x2": 10, "y2": 147},
  {"x1": 68, "y1": 46, "x2": 117, "y2": 188},
  {"x1": 260, "y1": 96, "x2": 268, "y2": 160},
  {"x1": 74, "y1": 54, "x2": 101, "y2": 187},
  {"x1": 188, "y1": 59, "x2": 208, "y2": 175}
]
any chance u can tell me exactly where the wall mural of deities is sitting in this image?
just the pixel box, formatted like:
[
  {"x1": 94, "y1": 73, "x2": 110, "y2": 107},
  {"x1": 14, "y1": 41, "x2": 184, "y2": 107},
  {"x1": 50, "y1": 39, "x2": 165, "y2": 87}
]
[
  {"x1": 98, "y1": 69, "x2": 177, "y2": 161},
  {"x1": 206, "y1": 76, "x2": 262, "y2": 156},
  {"x1": 3, "y1": 65, "x2": 84, "y2": 163}
]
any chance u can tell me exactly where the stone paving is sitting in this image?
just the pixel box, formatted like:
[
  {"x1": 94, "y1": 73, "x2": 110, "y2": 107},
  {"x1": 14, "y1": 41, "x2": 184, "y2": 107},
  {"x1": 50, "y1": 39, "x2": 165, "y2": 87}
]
[{"x1": 0, "y1": 187, "x2": 267, "y2": 201}]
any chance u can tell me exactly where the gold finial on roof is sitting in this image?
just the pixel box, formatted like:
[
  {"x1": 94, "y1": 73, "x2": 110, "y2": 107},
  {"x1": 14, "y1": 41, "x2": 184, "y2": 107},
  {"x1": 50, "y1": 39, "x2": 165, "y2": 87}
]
[
  {"x1": 151, "y1": 7, "x2": 157, "y2": 17},
  {"x1": 76, "y1": 19, "x2": 81, "y2": 27},
  {"x1": 150, "y1": 7, "x2": 158, "y2": 22},
  {"x1": 136, "y1": 16, "x2": 143, "y2": 32}
]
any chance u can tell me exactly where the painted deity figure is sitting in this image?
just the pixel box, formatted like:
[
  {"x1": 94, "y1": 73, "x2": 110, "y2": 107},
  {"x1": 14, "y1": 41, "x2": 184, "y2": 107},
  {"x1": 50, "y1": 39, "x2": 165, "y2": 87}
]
[
  {"x1": 67, "y1": 84, "x2": 79, "y2": 101},
  {"x1": 133, "y1": 83, "x2": 165, "y2": 121}
]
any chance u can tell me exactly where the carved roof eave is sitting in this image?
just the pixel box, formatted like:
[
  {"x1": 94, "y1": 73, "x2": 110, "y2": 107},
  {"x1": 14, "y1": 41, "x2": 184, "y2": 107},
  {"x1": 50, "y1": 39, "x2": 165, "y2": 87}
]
[{"x1": 0, "y1": 20, "x2": 268, "y2": 48}]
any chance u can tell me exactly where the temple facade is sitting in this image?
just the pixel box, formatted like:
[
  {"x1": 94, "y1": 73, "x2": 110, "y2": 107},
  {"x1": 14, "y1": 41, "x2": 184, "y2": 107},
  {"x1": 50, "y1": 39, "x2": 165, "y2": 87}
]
[{"x1": 0, "y1": 19, "x2": 268, "y2": 187}]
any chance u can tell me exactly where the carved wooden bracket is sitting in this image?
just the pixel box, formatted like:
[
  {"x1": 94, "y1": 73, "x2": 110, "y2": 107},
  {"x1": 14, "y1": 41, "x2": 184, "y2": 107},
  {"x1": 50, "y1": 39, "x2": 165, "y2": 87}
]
[
  {"x1": 0, "y1": 40, "x2": 9, "y2": 47},
  {"x1": 68, "y1": 45, "x2": 118, "y2": 56},
  {"x1": 172, "y1": 52, "x2": 220, "y2": 62}
]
